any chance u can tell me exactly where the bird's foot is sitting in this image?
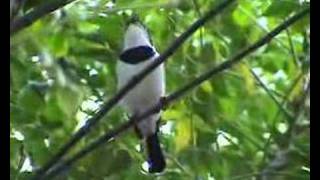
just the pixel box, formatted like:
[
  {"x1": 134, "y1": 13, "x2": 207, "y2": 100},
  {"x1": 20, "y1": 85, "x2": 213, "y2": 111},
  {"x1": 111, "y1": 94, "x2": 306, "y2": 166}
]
[{"x1": 159, "y1": 96, "x2": 168, "y2": 111}]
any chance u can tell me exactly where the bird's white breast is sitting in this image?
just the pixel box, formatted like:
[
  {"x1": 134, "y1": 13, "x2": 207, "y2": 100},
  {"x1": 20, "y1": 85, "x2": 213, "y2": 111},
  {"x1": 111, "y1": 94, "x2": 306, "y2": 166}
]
[{"x1": 116, "y1": 54, "x2": 165, "y2": 136}]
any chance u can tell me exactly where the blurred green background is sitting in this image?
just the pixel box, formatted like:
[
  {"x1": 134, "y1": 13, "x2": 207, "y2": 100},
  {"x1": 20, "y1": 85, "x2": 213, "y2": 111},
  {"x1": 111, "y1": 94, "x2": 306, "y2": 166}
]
[{"x1": 10, "y1": 0, "x2": 310, "y2": 179}]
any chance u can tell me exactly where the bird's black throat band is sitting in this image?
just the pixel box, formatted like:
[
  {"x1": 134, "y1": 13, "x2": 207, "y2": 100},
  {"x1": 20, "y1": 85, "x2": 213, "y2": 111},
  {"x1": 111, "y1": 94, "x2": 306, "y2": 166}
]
[{"x1": 119, "y1": 46, "x2": 155, "y2": 64}]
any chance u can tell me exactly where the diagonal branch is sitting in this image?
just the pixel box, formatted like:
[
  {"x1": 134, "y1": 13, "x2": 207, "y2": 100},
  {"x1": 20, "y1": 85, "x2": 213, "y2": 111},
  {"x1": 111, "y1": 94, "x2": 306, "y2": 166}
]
[
  {"x1": 166, "y1": 8, "x2": 309, "y2": 103},
  {"x1": 258, "y1": 80, "x2": 310, "y2": 180},
  {"x1": 248, "y1": 67, "x2": 294, "y2": 120},
  {"x1": 10, "y1": 0, "x2": 77, "y2": 35},
  {"x1": 238, "y1": 5, "x2": 291, "y2": 52},
  {"x1": 286, "y1": 29, "x2": 300, "y2": 66},
  {"x1": 260, "y1": 71, "x2": 305, "y2": 163},
  {"x1": 192, "y1": 0, "x2": 204, "y2": 48},
  {"x1": 39, "y1": 8, "x2": 309, "y2": 179},
  {"x1": 285, "y1": 80, "x2": 310, "y2": 143},
  {"x1": 33, "y1": 0, "x2": 236, "y2": 178}
]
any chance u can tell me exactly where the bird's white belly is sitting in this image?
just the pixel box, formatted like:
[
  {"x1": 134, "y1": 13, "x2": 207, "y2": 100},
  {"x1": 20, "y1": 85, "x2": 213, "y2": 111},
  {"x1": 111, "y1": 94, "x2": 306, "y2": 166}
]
[{"x1": 117, "y1": 57, "x2": 165, "y2": 136}]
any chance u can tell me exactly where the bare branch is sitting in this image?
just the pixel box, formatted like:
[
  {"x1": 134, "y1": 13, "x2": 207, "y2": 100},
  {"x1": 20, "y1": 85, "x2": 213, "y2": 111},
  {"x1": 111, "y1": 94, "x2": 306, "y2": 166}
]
[
  {"x1": 285, "y1": 80, "x2": 310, "y2": 143},
  {"x1": 286, "y1": 29, "x2": 300, "y2": 66},
  {"x1": 258, "y1": 80, "x2": 310, "y2": 180},
  {"x1": 10, "y1": 0, "x2": 77, "y2": 35},
  {"x1": 248, "y1": 67, "x2": 294, "y2": 120},
  {"x1": 33, "y1": 1, "x2": 236, "y2": 178},
  {"x1": 261, "y1": 72, "x2": 305, "y2": 163},
  {"x1": 166, "y1": 8, "x2": 309, "y2": 103},
  {"x1": 40, "y1": 8, "x2": 309, "y2": 179},
  {"x1": 238, "y1": 6, "x2": 291, "y2": 52},
  {"x1": 192, "y1": 0, "x2": 204, "y2": 48}
]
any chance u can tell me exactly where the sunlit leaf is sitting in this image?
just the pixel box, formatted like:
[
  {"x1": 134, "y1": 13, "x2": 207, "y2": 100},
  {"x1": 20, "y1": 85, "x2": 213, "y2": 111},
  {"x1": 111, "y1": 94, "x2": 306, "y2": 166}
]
[{"x1": 174, "y1": 118, "x2": 192, "y2": 153}]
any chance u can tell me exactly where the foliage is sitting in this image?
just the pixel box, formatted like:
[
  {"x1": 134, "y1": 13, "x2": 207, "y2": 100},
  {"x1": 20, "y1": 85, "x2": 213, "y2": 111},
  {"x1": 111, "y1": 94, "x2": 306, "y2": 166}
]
[{"x1": 10, "y1": 0, "x2": 310, "y2": 179}]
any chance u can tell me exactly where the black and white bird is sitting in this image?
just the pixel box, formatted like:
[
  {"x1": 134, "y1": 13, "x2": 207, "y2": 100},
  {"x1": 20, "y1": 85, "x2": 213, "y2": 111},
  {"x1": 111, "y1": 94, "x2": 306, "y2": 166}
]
[{"x1": 116, "y1": 18, "x2": 166, "y2": 173}]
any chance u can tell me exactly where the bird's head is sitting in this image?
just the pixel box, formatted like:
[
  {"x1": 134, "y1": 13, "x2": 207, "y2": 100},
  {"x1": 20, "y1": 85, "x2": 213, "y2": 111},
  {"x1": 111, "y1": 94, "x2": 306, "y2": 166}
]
[
  {"x1": 123, "y1": 16, "x2": 153, "y2": 50},
  {"x1": 120, "y1": 16, "x2": 156, "y2": 64}
]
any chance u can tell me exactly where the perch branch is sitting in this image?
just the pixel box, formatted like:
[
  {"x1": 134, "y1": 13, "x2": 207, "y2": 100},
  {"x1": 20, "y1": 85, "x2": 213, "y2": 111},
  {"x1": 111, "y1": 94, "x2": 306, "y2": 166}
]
[{"x1": 10, "y1": 0, "x2": 77, "y2": 35}]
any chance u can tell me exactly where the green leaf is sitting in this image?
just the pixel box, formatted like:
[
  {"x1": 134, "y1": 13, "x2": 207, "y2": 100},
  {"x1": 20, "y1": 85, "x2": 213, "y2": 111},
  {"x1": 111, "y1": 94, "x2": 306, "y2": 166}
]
[
  {"x1": 175, "y1": 118, "x2": 192, "y2": 153},
  {"x1": 48, "y1": 34, "x2": 69, "y2": 56},
  {"x1": 17, "y1": 84, "x2": 44, "y2": 115},
  {"x1": 56, "y1": 87, "x2": 85, "y2": 119},
  {"x1": 10, "y1": 138, "x2": 22, "y2": 169},
  {"x1": 263, "y1": 1, "x2": 300, "y2": 18},
  {"x1": 232, "y1": 8, "x2": 251, "y2": 27},
  {"x1": 22, "y1": 126, "x2": 50, "y2": 165}
]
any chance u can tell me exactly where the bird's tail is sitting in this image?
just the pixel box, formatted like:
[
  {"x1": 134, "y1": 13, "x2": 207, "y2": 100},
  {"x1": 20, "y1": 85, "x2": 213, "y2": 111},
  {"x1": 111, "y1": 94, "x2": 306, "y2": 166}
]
[{"x1": 146, "y1": 132, "x2": 166, "y2": 173}]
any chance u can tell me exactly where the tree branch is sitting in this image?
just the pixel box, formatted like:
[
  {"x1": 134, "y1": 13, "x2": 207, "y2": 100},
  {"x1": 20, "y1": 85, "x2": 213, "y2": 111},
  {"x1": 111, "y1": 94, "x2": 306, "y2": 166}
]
[
  {"x1": 166, "y1": 8, "x2": 309, "y2": 103},
  {"x1": 192, "y1": 0, "x2": 204, "y2": 48},
  {"x1": 286, "y1": 29, "x2": 300, "y2": 67},
  {"x1": 285, "y1": 80, "x2": 310, "y2": 143},
  {"x1": 33, "y1": 1, "x2": 236, "y2": 178},
  {"x1": 258, "y1": 80, "x2": 310, "y2": 180},
  {"x1": 248, "y1": 67, "x2": 294, "y2": 120},
  {"x1": 260, "y1": 72, "x2": 304, "y2": 164},
  {"x1": 238, "y1": 6, "x2": 291, "y2": 52},
  {"x1": 10, "y1": 0, "x2": 77, "y2": 35},
  {"x1": 39, "y1": 8, "x2": 309, "y2": 179}
]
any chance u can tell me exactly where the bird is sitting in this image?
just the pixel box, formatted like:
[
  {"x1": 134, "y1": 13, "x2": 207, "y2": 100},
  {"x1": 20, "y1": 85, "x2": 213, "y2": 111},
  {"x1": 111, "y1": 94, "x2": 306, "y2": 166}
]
[{"x1": 116, "y1": 17, "x2": 166, "y2": 173}]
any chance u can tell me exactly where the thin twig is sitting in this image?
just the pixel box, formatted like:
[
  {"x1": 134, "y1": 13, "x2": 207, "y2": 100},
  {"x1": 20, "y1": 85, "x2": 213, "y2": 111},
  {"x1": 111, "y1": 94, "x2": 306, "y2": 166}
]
[
  {"x1": 166, "y1": 153, "x2": 192, "y2": 177},
  {"x1": 285, "y1": 80, "x2": 310, "y2": 142},
  {"x1": 167, "y1": 8, "x2": 309, "y2": 103},
  {"x1": 192, "y1": 0, "x2": 204, "y2": 49},
  {"x1": 286, "y1": 29, "x2": 300, "y2": 66},
  {"x1": 238, "y1": 6, "x2": 291, "y2": 52},
  {"x1": 272, "y1": 72, "x2": 305, "y2": 124},
  {"x1": 10, "y1": 0, "x2": 77, "y2": 35},
  {"x1": 40, "y1": 8, "x2": 309, "y2": 179},
  {"x1": 258, "y1": 80, "x2": 310, "y2": 180},
  {"x1": 260, "y1": 71, "x2": 304, "y2": 167},
  {"x1": 33, "y1": 1, "x2": 236, "y2": 178},
  {"x1": 248, "y1": 67, "x2": 294, "y2": 120}
]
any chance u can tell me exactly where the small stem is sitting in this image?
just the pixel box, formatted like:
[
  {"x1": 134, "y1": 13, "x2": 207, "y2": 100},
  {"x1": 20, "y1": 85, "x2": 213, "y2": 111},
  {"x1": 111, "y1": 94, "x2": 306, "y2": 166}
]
[
  {"x1": 286, "y1": 29, "x2": 300, "y2": 67},
  {"x1": 11, "y1": 0, "x2": 78, "y2": 35},
  {"x1": 248, "y1": 66, "x2": 293, "y2": 120}
]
